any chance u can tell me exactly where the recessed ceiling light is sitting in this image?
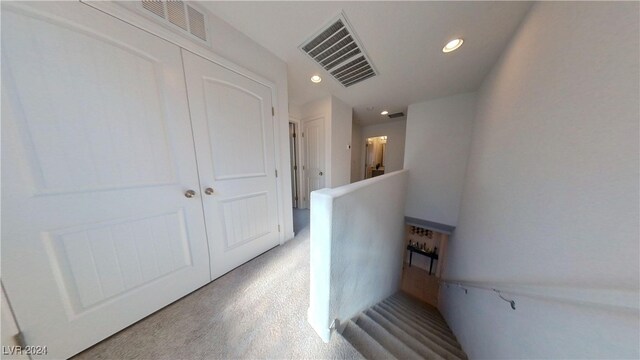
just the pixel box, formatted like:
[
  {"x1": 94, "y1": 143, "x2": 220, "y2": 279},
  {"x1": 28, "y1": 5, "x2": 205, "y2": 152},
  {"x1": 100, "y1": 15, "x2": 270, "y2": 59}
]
[
  {"x1": 442, "y1": 38, "x2": 464, "y2": 53},
  {"x1": 380, "y1": 110, "x2": 389, "y2": 115},
  {"x1": 310, "y1": 75, "x2": 322, "y2": 83}
]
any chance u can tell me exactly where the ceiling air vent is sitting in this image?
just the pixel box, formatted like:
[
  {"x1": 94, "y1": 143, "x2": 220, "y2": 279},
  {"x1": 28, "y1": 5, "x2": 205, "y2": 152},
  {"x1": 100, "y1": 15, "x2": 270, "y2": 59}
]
[
  {"x1": 139, "y1": 1, "x2": 209, "y2": 45},
  {"x1": 300, "y1": 13, "x2": 377, "y2": 87},
  {"x1": 388, "y1": 112, "x2": 405, "y2": 119}
]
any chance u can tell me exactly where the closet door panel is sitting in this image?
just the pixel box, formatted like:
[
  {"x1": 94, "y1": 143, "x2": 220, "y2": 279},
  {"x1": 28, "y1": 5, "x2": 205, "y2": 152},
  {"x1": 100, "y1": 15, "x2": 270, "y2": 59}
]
[
  {"x1": 182, "y1": 50, "x2": 280, "y2": 280},
  {"x1": 203, "y1": 79, "x2": 268, "y2": 178},
  {"x1": 1, "y1": 3, "x2": 210, "y2": 358}
]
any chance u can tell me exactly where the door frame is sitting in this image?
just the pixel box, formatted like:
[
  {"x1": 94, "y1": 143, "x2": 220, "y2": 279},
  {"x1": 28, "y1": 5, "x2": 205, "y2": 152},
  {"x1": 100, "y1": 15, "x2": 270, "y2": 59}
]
[
  {"x1": 82, "y1": 1, "x2": 288, "y2": 243},
  {"x1": 289, "y1": 117, "x2": 301, "y2": 209}
]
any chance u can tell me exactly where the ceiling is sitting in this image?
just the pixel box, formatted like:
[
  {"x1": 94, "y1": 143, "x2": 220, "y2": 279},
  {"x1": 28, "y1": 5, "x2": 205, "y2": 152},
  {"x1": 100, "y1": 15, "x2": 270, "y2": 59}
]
[{"x1": 201, "y1": 1, "x2": 532, "y2": 125}]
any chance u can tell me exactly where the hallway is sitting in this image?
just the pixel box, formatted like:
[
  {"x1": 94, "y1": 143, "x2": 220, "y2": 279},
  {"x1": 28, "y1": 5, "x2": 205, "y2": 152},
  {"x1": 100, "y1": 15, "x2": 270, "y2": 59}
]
[{"x1": 75, "y1": 209, "x2": 362, "y2": 359}]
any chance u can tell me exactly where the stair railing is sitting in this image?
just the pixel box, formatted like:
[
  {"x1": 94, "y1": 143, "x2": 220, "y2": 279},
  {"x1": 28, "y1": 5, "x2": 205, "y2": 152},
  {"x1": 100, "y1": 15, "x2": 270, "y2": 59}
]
[{"x1": 439, "y1": 279, "x2": 639, "y2": 313}]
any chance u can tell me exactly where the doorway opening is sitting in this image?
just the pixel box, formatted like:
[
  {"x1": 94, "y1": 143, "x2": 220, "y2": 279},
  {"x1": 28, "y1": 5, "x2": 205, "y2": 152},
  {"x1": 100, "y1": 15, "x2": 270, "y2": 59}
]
[
  {"x1": 364, "y1": 135, "x2": 387, "y2": 179},
  {"x1": 289, "y1": 122, "x2": 299, "y2": 208}
]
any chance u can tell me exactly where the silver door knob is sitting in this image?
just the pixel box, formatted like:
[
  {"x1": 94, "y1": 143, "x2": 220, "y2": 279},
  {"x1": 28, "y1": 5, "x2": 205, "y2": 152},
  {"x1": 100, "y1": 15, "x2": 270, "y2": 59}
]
[
  {"x1": 205, "y1": 187, "x2": 214, "y2": 195},
  {"x1": 184, "y1": 190, "x2": 196, "y2": 198},
  {"x1": 319, "y1": 171, "x2": 323, "y2": 176}
]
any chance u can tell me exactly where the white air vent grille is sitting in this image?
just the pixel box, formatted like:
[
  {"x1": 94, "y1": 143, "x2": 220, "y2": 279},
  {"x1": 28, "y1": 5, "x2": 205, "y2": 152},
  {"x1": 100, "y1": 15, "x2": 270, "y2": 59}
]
[
  {"x1": 140, "y1": 1, "x2": 209, "y2": 45},
  {"x1": 300, "y1": 14, "x2": 377, "y2": 87},
  {"x1": 166, "y1": 1, "x2": 187, "y2": 30},
  {"x1": 142, "y1": 1, "x2": 165, "y2": 18},
  {"x1": 388, "y1": 112, "x2": 405, "y2": 119},
  {"x1": 187, "y1": 5, "x2": 207, "y2": 41}
]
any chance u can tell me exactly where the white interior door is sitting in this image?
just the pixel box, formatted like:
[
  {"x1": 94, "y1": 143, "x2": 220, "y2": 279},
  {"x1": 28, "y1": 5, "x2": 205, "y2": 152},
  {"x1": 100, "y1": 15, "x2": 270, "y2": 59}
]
[
  {"x1": 303, "y1": 117, "x2": 326, "y2": 207},
  {"x1": 1, "y1": 3, "x2": 211, "y2": 358},
  {"x1": 182, "y1": 50, "x2": 281, "y2": 280}
]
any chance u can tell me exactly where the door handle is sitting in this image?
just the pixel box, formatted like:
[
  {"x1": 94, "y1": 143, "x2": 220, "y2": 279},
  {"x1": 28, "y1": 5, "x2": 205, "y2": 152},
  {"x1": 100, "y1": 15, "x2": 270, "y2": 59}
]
[
  {"x1": 319, "y1": 171, "x2": 323, "y2": 176},
  {"x1": 204, "y1": 187, "x2": 214, "y2": 195},
  {"x1": 184, "y1": 190, "x2": 196, "y2": 198}
]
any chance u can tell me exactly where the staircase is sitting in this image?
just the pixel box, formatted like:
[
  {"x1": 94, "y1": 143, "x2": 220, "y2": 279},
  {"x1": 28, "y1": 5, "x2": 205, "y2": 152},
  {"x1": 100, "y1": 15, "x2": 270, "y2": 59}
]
[{"x1": 340, "y1": 292, "x2": 467, "y2": 360}]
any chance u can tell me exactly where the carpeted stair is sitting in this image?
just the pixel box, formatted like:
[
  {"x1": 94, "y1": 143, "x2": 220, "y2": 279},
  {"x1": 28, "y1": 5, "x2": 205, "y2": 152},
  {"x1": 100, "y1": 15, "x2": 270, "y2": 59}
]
[{"x1": 340, "y1": 292, "x2": 467, "y2": 360}]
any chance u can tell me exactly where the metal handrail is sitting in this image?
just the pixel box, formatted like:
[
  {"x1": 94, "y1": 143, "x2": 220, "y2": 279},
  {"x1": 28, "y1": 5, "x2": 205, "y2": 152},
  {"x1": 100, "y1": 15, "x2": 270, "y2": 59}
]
[{"x1": 439, "y1": 279, "x2": 639, "y2": 313}]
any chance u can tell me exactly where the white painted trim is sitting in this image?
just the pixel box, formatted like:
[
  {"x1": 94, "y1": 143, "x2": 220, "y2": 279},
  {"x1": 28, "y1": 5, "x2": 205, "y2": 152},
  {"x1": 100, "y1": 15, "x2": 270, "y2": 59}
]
[
  {"x1": 289, "y1": 117, "x2": 302, "y2": 210},
  {"x1": 81, "y1": 0, "x2": 288, "y2": 244},
  {"x1": 272, "y1": 99, "x2": 284, "y2": 244},
  {"x1": 285, "y1": 116, "x2": 300, "y2": 240}
]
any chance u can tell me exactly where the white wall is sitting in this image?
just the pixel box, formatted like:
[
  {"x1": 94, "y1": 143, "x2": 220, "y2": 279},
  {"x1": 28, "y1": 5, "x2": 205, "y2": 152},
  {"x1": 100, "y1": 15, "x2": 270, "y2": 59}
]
[
  {"x1": 350, "y1": 122, "x2": 362, "y2": 183},
  {"x1": 308, "y1": 170, "x2": 409, "y2": 342},
  {"x1": 441, "y1": 2, "x2": 640, "y2": 359},
  {"x1": 404, "y1": 93, "x2": 476, "y2": 226},
  {"x1": 357, "y1": 120, "x2": 407, "y2": 182},
  {"x1": 85, "y1": 1, "x2": 294, "y2": 240},
  {"x1": 330, "y1": 96, "x2": 353, "y2": 187},
  {"x1": 289, "y1": 103, "x2": 302, "y2": 119}
]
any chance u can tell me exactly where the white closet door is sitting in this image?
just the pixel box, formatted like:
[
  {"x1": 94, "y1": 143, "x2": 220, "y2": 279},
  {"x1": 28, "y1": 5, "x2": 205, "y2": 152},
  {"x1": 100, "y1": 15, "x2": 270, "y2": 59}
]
[
  {"x1": 303, "y1": 117, "x2": 326, "y2": 204},
  {"x1": 182, "y1": 50, "x2": 281, "y2": 280},
  {"x1": 1, "y1": 3, "x2": 210, "y2": 358}
]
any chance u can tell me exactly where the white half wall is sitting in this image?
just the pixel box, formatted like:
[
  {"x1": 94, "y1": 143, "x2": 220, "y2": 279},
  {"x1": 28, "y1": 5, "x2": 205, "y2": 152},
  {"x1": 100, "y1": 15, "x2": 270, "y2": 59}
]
[
  {"x1": 308, "y1": 170, "x2": 409, "y2": 342},
  {"x1": 404, "y1": 93, "x2": 476, "y2": 226},
  {"x1": 441, "y1": 2, "x2": 640, "y2": 359},
  {"x1": 357, "y1": 120, "x2": 407, "y2": 182}
]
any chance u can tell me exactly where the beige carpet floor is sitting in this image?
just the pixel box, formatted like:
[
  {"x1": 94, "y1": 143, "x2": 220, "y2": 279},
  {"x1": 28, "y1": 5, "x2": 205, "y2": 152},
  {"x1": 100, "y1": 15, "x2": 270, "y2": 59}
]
[{"x1": 74, "y1": 209, "x2": 362, "y2": 360}]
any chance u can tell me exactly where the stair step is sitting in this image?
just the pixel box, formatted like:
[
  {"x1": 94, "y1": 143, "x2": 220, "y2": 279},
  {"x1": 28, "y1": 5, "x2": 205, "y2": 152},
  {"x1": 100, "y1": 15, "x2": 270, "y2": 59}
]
[
  {"x1": 393, "y1": 292, "x2": 441, "y2": 311},
  {"x1": 390, "y1": 296, "x2": 447, "y2": 324},
  {"x1": 376, "y1": 303, "x2": 461, "y2": 353},
  {"x1": 378, "y1": 302, "x2": 457, "y2": 342},
  {"x1": 373, "y1": 304, "x2": 465, "y2": 357},
  {"x1": 355, "y1": 313, "x2": 424, "y2": 360},
  {"x1": 391, "y1": 293, "x2": 448, "y2": 322},
  {"x1": 370, "y1": 306, "x2": 467, "y2": 360},
  {"x1": 340, "y1": 293, "x2": 468, "y2": 360},
  {"x1": 363, "y1": 309, "x2": 445, "y2": 360},
  {"x1": 383, "y1": 298, "x2": 450, "y2": 330},
  {"x1": 387, "y1": 295, "x2": 448, "y2": 326},
  {"x1": 342, "y1": 320, "x2": 398, "y2": 360},
  {"x1": 382, "y1": 299, "x2": 449, "y2": 329}
]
